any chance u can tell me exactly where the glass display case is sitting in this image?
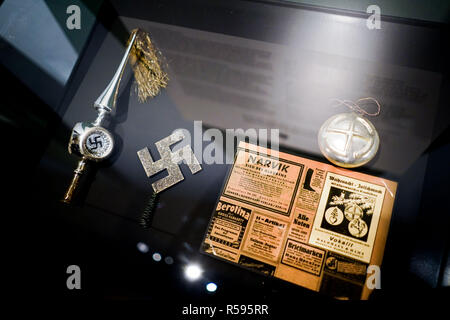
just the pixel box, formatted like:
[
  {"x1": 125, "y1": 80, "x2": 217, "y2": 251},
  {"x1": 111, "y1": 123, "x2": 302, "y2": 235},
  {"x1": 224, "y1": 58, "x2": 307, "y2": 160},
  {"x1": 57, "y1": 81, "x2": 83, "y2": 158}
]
[{"x1": 2, "y1": 0, "x2": 448, "y2": 313}]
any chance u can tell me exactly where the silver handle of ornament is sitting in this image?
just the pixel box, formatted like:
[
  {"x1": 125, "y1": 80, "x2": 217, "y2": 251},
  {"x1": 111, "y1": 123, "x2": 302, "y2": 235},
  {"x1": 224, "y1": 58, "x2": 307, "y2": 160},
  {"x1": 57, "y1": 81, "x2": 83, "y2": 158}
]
[{"x1": 62, "y1": 157, "x2": 88, "y2": 204}]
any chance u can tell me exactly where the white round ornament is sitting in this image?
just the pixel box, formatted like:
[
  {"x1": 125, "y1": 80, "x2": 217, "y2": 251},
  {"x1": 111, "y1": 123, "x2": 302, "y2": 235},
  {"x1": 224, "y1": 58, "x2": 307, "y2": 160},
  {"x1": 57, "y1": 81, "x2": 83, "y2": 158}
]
[{"x1": 318, "y1": 98, "x2": 380, "y2": 168}]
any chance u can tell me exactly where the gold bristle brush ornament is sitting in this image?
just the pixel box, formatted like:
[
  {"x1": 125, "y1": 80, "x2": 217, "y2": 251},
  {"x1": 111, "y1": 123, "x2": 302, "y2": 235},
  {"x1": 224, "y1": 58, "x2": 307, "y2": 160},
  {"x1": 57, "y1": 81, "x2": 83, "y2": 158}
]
[
  {"x1": 62, "y1": 29, "x2": 168, "y2": 204},
  {"x1": 128, "y1": 29, "x2": 168, "y2": 102}
]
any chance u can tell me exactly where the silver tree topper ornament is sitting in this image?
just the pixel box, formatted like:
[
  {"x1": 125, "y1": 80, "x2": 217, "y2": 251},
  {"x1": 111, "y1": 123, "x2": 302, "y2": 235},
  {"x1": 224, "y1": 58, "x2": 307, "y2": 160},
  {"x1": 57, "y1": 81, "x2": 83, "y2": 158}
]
[{"x1": 62, "y1": 29, "x2": 168, "y2": 203}]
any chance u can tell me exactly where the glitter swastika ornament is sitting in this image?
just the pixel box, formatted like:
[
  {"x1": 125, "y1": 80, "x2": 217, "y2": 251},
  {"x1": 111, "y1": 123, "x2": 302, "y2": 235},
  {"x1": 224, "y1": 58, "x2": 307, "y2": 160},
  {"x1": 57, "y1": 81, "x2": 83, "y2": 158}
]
[{"x1": 318, "y1": 98, "x2": 381, "y2": 168}]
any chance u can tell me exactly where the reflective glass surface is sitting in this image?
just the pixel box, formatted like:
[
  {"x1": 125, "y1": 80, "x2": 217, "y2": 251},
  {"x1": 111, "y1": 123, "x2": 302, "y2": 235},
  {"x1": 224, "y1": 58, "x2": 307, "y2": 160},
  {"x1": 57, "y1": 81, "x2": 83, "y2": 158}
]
[{"x1": 3, "y1": 0, "x2": 448, "y2": 312}]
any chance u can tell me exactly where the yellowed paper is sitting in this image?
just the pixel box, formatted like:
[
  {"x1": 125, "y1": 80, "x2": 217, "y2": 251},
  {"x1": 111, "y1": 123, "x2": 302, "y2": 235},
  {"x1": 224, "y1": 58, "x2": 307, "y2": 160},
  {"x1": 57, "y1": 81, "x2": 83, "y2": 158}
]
[{"x1": 201, "y1": 141, "x2": 397, "y2": 299}]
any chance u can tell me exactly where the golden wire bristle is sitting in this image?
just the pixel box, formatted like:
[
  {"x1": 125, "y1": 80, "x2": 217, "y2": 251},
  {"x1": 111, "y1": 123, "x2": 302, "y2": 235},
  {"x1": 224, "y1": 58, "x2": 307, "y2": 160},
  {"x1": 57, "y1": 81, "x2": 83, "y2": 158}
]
[{"x1": 128, "y1": 29, "x2": 169, "y2": 102}]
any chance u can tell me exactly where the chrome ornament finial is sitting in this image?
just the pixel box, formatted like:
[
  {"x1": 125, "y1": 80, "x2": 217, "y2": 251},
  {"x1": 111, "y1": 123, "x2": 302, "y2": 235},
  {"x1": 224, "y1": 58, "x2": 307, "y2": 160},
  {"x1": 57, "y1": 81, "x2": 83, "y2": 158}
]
[
  {"x1": 62, "y1": 28, "x2": 168, "y2": 204},
  {"x1": 93, "y1": 30, "x2": 138, "y2": 121}
]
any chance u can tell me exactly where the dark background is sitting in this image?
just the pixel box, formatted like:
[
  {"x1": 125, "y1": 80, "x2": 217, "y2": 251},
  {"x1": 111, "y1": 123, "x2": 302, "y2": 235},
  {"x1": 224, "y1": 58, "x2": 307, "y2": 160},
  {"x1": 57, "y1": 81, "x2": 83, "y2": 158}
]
[{"x1": 2, "y1": 0, "x2": 449, "y2": 315}]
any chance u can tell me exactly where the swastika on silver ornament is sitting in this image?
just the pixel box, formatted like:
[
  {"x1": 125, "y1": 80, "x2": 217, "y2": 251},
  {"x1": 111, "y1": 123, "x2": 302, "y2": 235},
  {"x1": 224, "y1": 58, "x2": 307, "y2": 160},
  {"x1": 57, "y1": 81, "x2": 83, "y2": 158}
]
[
  {"x1": 137, "y1": 130, "x2": 202, "y2": 193},
  {"x1": 81, "y1": 127, "x2": 114, "y2": 160},
  {"x1": 86, "y1": 134, "x2": 103, "y2": 151},
  {"x1": 318, "y1": 112, "x2": 379, "y2": 168}
]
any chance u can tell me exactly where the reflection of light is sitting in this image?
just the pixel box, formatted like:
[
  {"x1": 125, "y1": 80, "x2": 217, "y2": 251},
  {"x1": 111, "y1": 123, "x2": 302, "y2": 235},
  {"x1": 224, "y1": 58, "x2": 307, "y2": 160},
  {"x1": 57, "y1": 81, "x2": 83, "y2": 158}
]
[
  {"x1": 184, "y1": 264, "x2": 203, "y2": 281},
  {"x1": 165, "y1": 256, "x2": 174, "y2": 265},
  {"x1": 330, "y1": 14, "x2": 358, "y2": 24},
  {"x1": 206, "y1": 282, "x2": 217, "y2": 292},
  {"x1": 136, "y1": 242, "x2": 149, "y2": 253},
  {"x1": 152, "y1": 253, "x2": 162, "y2": 262},
  {"x1": 443, "y1": 262, "x2": 449, "y2": 286},
  {"x1": 0, "y1": 0, "x2": 80, "y2": 85}
]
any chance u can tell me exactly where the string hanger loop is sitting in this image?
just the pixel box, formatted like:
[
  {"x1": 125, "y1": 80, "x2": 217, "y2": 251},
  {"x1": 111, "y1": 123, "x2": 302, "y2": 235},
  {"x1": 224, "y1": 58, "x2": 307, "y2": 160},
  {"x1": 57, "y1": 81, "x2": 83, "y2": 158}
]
[{"x1": 330, "y1": 97, "x2": 381, "y2": 117}]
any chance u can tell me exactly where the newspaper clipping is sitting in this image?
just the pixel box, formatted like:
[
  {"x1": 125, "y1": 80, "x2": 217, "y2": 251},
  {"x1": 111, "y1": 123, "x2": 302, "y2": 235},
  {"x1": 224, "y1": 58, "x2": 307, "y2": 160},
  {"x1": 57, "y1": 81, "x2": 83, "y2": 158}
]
[
  {"x1": 201, "y1": 142, "x2": 397, "y2": 299},
  {"x1": 309, "y1": 172, "x2": 386, "y2": 263}
]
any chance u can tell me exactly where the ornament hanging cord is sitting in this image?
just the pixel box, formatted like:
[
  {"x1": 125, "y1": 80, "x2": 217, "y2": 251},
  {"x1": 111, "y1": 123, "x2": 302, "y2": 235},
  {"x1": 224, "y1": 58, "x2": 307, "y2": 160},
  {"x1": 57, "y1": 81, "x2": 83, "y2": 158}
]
[{"x1": 330, "y1": 97, "x2": 381, "y2": 117}]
